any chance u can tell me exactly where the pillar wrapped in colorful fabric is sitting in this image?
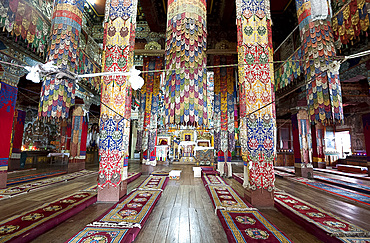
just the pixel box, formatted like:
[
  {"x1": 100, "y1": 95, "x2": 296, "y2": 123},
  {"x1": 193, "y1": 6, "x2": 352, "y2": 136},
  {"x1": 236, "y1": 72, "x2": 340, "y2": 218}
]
[{"x1": 164, "y1": 0, "x2": 208, "y2": 127}]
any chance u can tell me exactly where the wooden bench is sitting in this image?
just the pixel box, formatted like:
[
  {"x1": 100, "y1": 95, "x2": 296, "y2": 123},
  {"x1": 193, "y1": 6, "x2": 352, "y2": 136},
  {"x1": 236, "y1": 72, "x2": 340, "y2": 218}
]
[{"x1": 337, "y1": 164, "x2": 368, "y2": 174}]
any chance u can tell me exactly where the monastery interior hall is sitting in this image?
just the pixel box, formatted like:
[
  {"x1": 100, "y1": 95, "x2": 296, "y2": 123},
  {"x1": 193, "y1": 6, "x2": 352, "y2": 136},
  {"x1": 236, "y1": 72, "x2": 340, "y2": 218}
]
[{"x1": 1, "y1": 0, "x2": 370, "y2": 242}]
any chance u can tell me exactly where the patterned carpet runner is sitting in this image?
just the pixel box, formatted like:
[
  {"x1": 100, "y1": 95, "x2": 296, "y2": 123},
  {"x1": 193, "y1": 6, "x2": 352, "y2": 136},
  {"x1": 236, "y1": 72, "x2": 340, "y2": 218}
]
[
  {"x1": 127, "y1": 172, "x2": 142, "y2": 184},
  {"x1": 6, "y1": 170, "x2": 67, "y2": 186},
  {"x1": 314, "y1": 168, "x2": 370, "y2": 181},
  {"x1": 67, "y1": 175, "x2": 169, "y2": 243},
  {"x1": 0, "y1": 191, "x2": 97, "y2": 242},
  {"x1": 287, "y1": 177, "x2": 370, "y2": 206},
  {"x1": 274, "y1": 190, "x2": 370, "y2": 242},
  {"x1": 0, "y1": 170, "x2": 97, "y2": 198},
  {"x1": 232, "y1": 173, "x2": 244, "y2": 184},
  {"x1": 274, "y1": 171, "x2": 295, "y2": 178},
  {"x1": 202, "y1": 174, "x2": 292, "y2": 242},
  {"x1": 218, "y1": 210, "x2": 292, "y2": 243},
  {"x1": 313, "y1": 175, "x2": 370, "y2": 195}
]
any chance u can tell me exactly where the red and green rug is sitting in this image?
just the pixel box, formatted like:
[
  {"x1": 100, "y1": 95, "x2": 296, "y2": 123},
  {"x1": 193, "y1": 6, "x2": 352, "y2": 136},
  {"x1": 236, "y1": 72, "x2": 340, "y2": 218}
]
[
  {"x1": 218, "y1": 210, "x2": 292, "y2": 243},
  {"x1": 0, "y1": 191, "x2": 96, "y2": 242},
  {"x1": 274, "y1": 190, "x2": 370, "y2": 240}
]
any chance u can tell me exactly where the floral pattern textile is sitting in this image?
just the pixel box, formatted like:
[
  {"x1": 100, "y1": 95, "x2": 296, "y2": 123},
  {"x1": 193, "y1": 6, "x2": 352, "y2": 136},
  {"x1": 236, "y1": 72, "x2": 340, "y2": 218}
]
[{"x1": 236, "y1": 0, "x2": 276, "y2": 191}]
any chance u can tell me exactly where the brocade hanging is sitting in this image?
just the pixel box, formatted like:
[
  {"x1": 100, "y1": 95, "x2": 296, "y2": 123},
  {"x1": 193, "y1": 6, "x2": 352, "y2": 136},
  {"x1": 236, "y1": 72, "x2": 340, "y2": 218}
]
[
  {"x1": 213, "y1": 56, "x2": 236, "y2": 161},
  {"x1": 164, "y1": 0, "x2": 208, "y2": 127},
  {"x1": 332, "y1": 0, "x2": 370, "y2": 49},
  {"x1": 77, "y1": 50, "x2": 101, "y2": 91},
  {"x1": 236, "y1": 0, "x2": 275, "y2": 191},
  {"x1": 0, "y1": 0, "x2": 50, "y2": 54},
  {"x1": 295, "y1": 0, "x2": 344, "y2": 124},
  {"x1": 136, "y1": 57, "x2": 163, "y2": 160},
  {"x1": 38, "y1": 0, "x2": 84, "y2": 119},
  {"x1": 98, "y1": 0, "x2": 137, "y2": 188}
]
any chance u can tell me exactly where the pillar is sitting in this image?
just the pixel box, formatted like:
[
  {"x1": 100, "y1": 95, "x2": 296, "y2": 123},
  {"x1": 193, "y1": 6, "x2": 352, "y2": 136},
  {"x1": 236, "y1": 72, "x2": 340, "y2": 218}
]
[
  {"x1": 98, "y1": 0, "x2": 137, "y2": 202},
  {"x1": 164, "y1": 0, "x2": 208, "y2": 127},
  {"x1": 295, "y1": 110, "x2": 313, "y2": 177},
  {"x1": 316, "y1": 123, "x2": 326, "y2": 168},
  {"x1": 214, "y1": 56, "x2": 235, "y2": 177},
  {"x1": 294, "y1": 0, "x2": 343, "y2": 124},
  {"x1": 9, "y1": 109, "x2": 26, "y2": 171},
  {"x1": 0, "y1": 81, "x2": 17, "y2": 188},
  {"x1": 68, "y1": 105, "x2": 88, "y2": 172},
  {"x1": 237, "y1": 0, "x2": 276, "y2": 207},
  {"x1": 38, "y1": 0, "x2": 84, "y2": 119},
  {"x1": 311, "y1": 124, "x2": 319, "y2": 168},
  {"x1": 362, "y1": 114, "x2": 370, "y2": 176},
  {"x1": 291, "y1": 113, "x2": 302, "y2": 174},
  {"x1": 138, "y1": 57, "x2": 163, "y2": 166},
  {"x1": 312, "y1": 123, "x2": 326, "y2": 168}
]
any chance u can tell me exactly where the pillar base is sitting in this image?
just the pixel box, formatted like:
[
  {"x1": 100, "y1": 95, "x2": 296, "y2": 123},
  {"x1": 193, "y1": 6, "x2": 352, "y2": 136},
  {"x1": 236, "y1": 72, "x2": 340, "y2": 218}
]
[
  {"x1": 68, "y1": 158, "x2": 85, "y2": 173},
  {"x1": 244, "y1": 188, "x2": 274, "y2": 208},
  {"x1": 97, "y1": 180, "x2": 127, "y2": 202},
  {"x1": 295, "y1": 164, "x2": 314, "y2": 178},
  {"x1": 0, "y1": 171, "x2": 7, "y2": 189}
]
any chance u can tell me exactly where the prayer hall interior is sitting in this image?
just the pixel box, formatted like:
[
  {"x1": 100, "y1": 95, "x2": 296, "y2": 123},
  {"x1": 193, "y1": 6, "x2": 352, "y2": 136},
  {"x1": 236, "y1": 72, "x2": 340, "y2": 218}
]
[{"x1": 1, "y1": 0, "x2": 370, "y2": 242}]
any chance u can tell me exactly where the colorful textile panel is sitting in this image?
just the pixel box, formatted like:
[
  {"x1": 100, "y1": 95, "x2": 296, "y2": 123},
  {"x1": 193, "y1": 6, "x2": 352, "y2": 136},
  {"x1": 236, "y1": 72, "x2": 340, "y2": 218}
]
[
  {"x1": 274, "y1": 191, "x2": 369, "y2": 237},
  {"x1": 217, "y1": 210, "x2": 292, "y2": 243},
  {"x1": 206, "y1": 185, "x2": 253, "y2": 210},
  {"x1": 137, "y1": 57, "x2": 163, "y2": 158},
  {"x1": 213, "y1": 56, "x2": 236, "y2": 158},
  {"x1": 0, "y1": 192, "x2": 96, "y2": 242},
  {"x1": 0, "y1": 81, "x2": 17, "y2": 172},
  {"x1": 11, "y1": 109, "x2": 26, "y2": 154},
  {"x1": 332, "y1": 0, "x2": 370, "y2": 48},
  {"x1": 137, "y1": 175, "x2": 168, "y2": 190},
  {"x1": 202, "y1": 174, "x2": 227, "y2": 186},
  {"x1": 236, "y1": 0, "x2": 276, "y2": 191},
  {"x1": 195, "y1": 149, "x2": 213, "y2": 166},
  {"x1": 99, "y1": 0, "x2": 138, "y2": 188},
  {"x1": 77, "y1": 49, "x2": 101, "y2": 91},
  {"x1": 274, "y1": 48, "x2": 304, "y2": 91},
  {"x1": 67, "y1": 226, "x2": 133, "y2": 243},
  {"x1": 164, "y1": 0, "x2": 208, "y2": 126},
  {"x1": 0, "y1": 0, "x2": 50, "y2": 55},
  {"x1": 38, "y1": 0, "x2": 84, "y2": 119},
  {"x1": 100, "y1": 189, "x2": 162, "y2": 225}
]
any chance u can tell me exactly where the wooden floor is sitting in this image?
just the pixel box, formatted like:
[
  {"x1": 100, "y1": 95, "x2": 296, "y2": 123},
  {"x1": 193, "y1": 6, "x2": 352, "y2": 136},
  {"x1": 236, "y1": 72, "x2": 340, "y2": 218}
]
[{"x1": 1, "y1": 161, "x2": 369, "y2": 243}]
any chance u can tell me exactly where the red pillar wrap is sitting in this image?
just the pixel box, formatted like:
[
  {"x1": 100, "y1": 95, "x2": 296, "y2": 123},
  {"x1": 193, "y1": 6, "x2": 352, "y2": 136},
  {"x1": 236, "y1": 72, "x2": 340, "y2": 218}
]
[
  {"x1": 0, "y1": 82, "x2": 17, "y2": 188},
  {"x1": 12, "y1": 110, "x2": 26, "y2": 154},
  {"x1": 291, "y1": 114, "x2": 301, "y2": 165}
]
